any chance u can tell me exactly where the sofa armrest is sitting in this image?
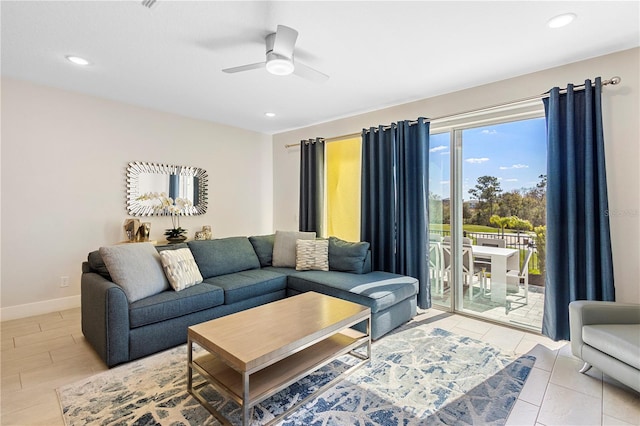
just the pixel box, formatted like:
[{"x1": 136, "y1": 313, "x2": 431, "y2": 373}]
[
  {"x1": 81, "y1": 272, "x2": 130, "y2": 367},
  {"x1": 569, "y1": 300, "x2": 640, "y2": 359}
]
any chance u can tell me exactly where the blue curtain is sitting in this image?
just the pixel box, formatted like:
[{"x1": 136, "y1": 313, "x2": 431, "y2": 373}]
[
  {"x1": 299, "y1": 138, "x2": 325, "y2": 233},
  {"x1": 542, "y1": 77, "x2": 615, "y2": 341},
  {"x1": 361, "y1": 118, "x2": 431, "y2": 309}
]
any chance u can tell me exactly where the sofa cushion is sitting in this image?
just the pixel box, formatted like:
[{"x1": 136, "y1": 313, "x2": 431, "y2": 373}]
[
  {"x1": 99, "y1": 243, "x2": 170, "y2": 302},
  {"x1": 204, "y1": 269, "x2": 288, "y2": 305},
  {"x1": 129, "y1": 283, "x2": 224, "y2": 328},
  {"x1": 583, "y1": 324, "x2": 640, "y2": 369},
  {"x1": 249, "y1": 234, "x2": 275, "y2": 267},
  {"x1": 328, "y1": 236, "x2": 370, "y2": 274},
  {"x1": 296, "y1": 239, "x2": 329, "y2": 271},
  {"x1": 287, "y1": 270, "x2": 418, "y2": 313},
  {"x1": 188, "y1": 237, "x2": 261, "y2": 279},
  {"x1": 272, "y1": 230, "x2": 316, "y2": 268},
  {"x1": 87, "y1": 250, "x2": 111, "y2": 280},
  {"x1": 158, "y1": 248, "x2": 203, "y2": 291}
]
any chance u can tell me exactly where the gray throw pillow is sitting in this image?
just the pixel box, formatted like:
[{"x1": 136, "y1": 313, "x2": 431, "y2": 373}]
[
  {"x1": 328, "y1": 236, "x2": 371, "y2": 274},
  {"x1": 272, "y1": 230, "x2": 316, "y2": 268},
  {"x1": 249, "y1": 234, "x2": 275, "y2": 267},
  {"x1": 99, "y1": 243, "x2": 170, "y2": 302}
]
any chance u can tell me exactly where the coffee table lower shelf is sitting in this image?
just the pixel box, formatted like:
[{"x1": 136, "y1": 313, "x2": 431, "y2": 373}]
[{"x1": 188, "y1": 330, "x2": 370, "y2": 425}]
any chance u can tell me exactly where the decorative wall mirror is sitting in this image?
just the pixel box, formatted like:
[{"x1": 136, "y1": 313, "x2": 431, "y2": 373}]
[{"x1": 126, "y1": 161, "x2": 208, "y2": 216}]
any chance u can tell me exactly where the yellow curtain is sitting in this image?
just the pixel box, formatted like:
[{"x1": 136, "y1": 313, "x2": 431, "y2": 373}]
[{"x1": 326, "y1": 137, "x2": 361, "y2": 241}]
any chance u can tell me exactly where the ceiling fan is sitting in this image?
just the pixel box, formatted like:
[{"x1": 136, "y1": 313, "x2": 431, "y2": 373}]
[{"x1": 222, "y1": 25, "x2": 329, "y2": 83}]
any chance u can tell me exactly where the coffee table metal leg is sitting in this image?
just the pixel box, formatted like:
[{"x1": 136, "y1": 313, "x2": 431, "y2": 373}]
[
  {"x1": 242, "y1": 371, "x2": 250, "y2": 426},
  {"x1": 187, "y1": 339, "x2": 193, "y2": 392}
]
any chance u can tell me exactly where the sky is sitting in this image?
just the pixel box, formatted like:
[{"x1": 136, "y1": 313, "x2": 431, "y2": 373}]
[{"x1": 428, "y1": 117, "x2": 547, "y2": 200}]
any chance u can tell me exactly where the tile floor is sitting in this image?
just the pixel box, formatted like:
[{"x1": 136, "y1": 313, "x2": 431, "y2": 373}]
[
  {"x1": 432, "y1": 281, "x2": 545, "y2": 332},
  {"x1": 1, "y1": 307, "x2": 638, "y2": 425}
]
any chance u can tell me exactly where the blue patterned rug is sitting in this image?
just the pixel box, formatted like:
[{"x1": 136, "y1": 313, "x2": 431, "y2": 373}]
[{"x1": 58, "y1": 323, "x2": 535, "y2": 425}]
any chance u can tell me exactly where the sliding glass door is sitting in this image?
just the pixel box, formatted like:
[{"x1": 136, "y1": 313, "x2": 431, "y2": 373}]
[{"x1": 428, "y1": 111, "x2": 547, "y2": 332}]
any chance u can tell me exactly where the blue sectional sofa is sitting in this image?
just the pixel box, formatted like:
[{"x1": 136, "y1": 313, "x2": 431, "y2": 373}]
[{"x1": 81, "y1": 234, "x2": 418, "y2": 367}]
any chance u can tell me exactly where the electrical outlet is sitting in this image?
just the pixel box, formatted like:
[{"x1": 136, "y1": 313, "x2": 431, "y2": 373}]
[{"x1": 60, "y1": 276, "x2": 69, "y2": 288}]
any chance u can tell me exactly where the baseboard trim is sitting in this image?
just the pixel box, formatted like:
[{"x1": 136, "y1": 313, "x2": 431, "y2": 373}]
[{"x1": 0, "y1": 295, "x2": 81, "y2": 321}]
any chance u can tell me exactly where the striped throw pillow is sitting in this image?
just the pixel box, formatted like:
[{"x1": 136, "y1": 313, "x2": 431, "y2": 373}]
[
  {"x1": 295, "y1": 239, "x2": 329, "y2": 271},
  {"x1": 159, "y1": 248, "x2": 203, "y2": 291}
]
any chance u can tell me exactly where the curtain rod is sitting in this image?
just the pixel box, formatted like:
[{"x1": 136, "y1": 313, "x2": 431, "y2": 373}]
[{"x1": 284, "y1": 76, "x2": 621, "y2": 148}]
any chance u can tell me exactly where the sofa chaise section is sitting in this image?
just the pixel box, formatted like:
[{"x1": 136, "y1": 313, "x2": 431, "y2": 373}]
[{"x1": 285, "y1": 270, "x2": 418, "y2": 339}]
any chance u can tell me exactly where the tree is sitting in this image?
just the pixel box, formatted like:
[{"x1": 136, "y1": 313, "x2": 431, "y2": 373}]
[
  {"x1": 534, "y1": 225, "x2": 546, "y2": 276},
  {"x1": 510, "y1": 216, "x2": 533, "y2": 232},
  {"x1": 489, "y1": 214, "x2": 513, "y2": 237},
  {"x1": 468, "y1": 175, "x2": 502, "y2": 225},
  {"x1": 498, "y1": 190, "x2": 524, "y2": 217}
]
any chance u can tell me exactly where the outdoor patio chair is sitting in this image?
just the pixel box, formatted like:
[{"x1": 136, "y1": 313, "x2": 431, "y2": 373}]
[
  {"x1": 442, "y1": 242, "x2": 485, "y2": 300},
  {"x1": 505, "y1": 247, "x2": 533, "y2": 313},
  {"x1": 429, "y1": 241, "x2": 445, "y2": 296}
]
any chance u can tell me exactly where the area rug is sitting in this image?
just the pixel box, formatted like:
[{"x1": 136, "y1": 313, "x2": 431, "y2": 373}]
[{"x1": 57, "y1": 325, "x2": 535, "y2": 426}]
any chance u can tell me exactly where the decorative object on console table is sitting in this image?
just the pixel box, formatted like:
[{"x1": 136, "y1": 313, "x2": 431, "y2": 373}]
[
  {"x1": 123, "y1": 219, "x2": 141, "y2": 242},
  {"x1": 136, "y1": 192, "x2": 192, "y2": 243},
  {"x1": 202, "y1": 225, "x2": 212, "y2": 240},
  {"x1": 135, "y1": 222, "x2": 151, "y2": 242},
  {"x1": 194, "y1": 231, "x2": 206, "y2": 241}
]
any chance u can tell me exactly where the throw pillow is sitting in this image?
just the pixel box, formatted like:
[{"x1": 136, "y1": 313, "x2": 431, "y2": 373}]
[
  {"x1": 99, "y1": 243, "x2": 170, "y2": 302},
  {"x1": 158, "y1": 248, "x2": 203, "y2": 291},
  {"x1": 272, "y1": 230, "x2": 316, "y2": 268},
  {"x1": 295, "y1": 239, "x2": 329, "y2": 271},
  {"x1": 328, "y1": 236, "x2": 370, "y2": 274},
  {"x1": 248, "y1": 234, "x2": 275, "y2": 267}
]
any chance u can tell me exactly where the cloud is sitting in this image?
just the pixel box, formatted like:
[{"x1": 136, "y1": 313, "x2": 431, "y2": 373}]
[
  {"x1": 481, "y1": 129, "x2": 497, "y2": 135},
  {"x1": 429, "y1": 145, "x2": 447, "y2": 153},
  {"x1": 503, "y1": 178, "x2": 518, "y2": 182},
  {"x1": 499, "y1": 164, "x2": 529, "y2": 170},
  {"x1": 465, "y1": 157, "x2": 490, "y2": 164}
]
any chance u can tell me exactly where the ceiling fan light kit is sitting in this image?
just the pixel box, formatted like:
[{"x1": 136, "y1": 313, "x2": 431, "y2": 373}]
[
  {"x1": 266, "y1": 56, "x2": 295, "y2": 76},
  {"x1": 222, "y1": 25, "x2": 328, "y2": 82}
]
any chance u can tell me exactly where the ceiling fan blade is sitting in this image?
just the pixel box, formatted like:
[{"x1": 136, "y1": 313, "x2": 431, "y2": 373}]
[
  {"x1": 272, "y1": 25, "x2": 298, "y2": 59},
  {"x1": 222, "y1": 62, "x2": 265, "y2": 73},
  {"x1": 293, "y1": 61, "x2": 329, "y2": 83}
]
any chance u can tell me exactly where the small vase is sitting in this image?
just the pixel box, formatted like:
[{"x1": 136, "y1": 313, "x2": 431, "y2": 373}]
[{"x1": 166, "y1": 235, "x2": 187, "y2": 244}]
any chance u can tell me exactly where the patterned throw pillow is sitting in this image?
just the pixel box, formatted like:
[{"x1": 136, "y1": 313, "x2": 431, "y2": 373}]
[
  {"x1": 158, "y1": 248, "x2": 203, "y2": 291},
  {"x1": 295, "y1": 239, "x2": 329, "y2": 271}
]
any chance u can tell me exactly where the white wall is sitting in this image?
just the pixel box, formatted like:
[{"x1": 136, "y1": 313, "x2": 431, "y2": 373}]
[
  {"x1": 273, "y1": 48, "x2": 640, "y2": 304},
  {"x1": 0, "y1": 78, "x2": 273, "y2": 319}
]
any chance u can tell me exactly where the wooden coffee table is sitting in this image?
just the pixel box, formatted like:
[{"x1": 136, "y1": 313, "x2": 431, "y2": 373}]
[{"x1": 187, "y1": 291, "x2": 371, "y2": 426}]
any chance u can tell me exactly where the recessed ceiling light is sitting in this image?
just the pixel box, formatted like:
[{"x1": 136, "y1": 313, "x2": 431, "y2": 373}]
[
  {"x1": 264, "y1": 112, "x2": 276, "y2": 118},
  {"x1": 65, "y1": 55, "x2": 91, "y2": 66},
  {"x1": 547, "y1": 13, "x2": 576, "y2": 29}
]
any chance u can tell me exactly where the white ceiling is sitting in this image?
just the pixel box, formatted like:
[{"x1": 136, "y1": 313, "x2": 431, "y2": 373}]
[{"x1": 2, "y1": 1, "x2": 639, "y2": 134}]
